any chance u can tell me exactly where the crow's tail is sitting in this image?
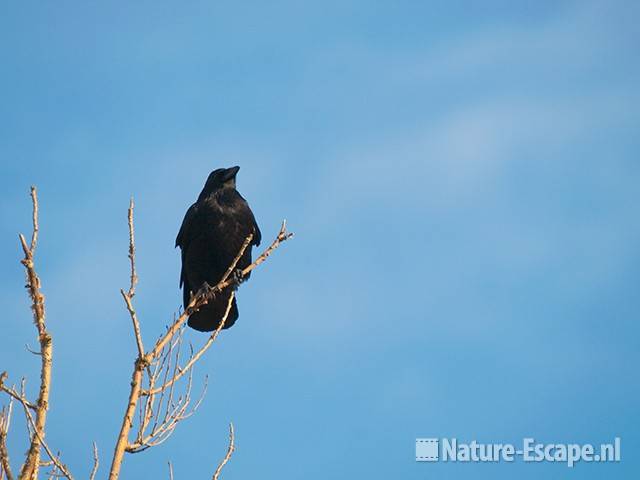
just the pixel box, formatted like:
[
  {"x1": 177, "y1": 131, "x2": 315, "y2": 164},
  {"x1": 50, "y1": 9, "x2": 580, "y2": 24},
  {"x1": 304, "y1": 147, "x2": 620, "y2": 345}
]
[{"x1": 187, "y1": 291, "x2": 239, "y2": 332}]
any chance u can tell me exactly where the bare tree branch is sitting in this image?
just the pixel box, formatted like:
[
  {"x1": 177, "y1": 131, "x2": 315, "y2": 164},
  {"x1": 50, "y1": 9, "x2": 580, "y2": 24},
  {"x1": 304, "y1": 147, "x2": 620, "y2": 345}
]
[
  {"x1": 212, "y1": 423, "x2": 235, "y2": 480},
  {"x1": 108, "y1": 206, "x2": 292, "y2": 480},
  {"x1": 126, "y1": 297, "x2": 234, "y2": 451},
  {"x1": 13, "y1": 186, "x2": 56, "y2": 480},
  {"x1": 121, "y1": 198, "x2": 145, "y2": 360},
  {"x1": 142, "y1": 293, "x2": 235, "y2": 396},
  {"x1": 125, "y1": 198, "x2": 138, "y2": 297},
  {"x1": 0, "y1": 189, "x2": 74, "y2": 480},
  {"x1": 88, "y1": 443, "x2": 99, "y2": 480},
  {"x1": 0, "y1": 401, "x2": 15, "y2": 480},
  {"x1": 108, "y1": 365, "x2": 143, "y2": 480}
]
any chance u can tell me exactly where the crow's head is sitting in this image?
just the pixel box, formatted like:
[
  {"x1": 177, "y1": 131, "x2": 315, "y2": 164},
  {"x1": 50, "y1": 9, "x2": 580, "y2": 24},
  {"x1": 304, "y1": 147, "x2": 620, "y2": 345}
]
[{"x1": 198, "y1": 166, "x2": 240, "y2": 199}]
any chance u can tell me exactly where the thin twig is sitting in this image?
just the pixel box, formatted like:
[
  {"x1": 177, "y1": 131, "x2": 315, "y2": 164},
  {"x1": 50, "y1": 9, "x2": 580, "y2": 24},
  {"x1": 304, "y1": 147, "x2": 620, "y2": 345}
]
[
  {"x1": 29, "y1": 186, "x2": 39, "y2": 252},
  {"x1": 24, "y1": 344, "x2": 42, "y2": 356},
  {"x1": 212, "y1": 423, "x2": 235, "y2": 480},
  {"x1": 89, "y1": 442, "x2": 99, "y2": 480},
  {"x1": 122, "y1": 198, "x2": 145, "y2": 360},
  {"x1": 0, "y1": 401, "x2": 15, "y2": 480},
  {"x1": 126, "y1": 198, "x2": 137, "y2": 297},
  {"x1": 0, "y1": 374, "x2": 36, "y2": 411},
  {"x1": 121, "y1": 291, "x2": 145, "y2": 361}
]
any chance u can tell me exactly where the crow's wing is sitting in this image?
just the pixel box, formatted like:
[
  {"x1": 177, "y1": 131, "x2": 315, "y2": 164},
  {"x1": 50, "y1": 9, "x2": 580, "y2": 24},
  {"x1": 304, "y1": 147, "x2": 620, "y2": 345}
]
[
  {"x1": 249, "y1": 207, "x2": 261, "y2": 247},
  {"x1": 227, "y1": 190, "x2": 261, "y2": 247},
  {"x1": 176, "y1": 202, "x2": 199, "y2": 288}
]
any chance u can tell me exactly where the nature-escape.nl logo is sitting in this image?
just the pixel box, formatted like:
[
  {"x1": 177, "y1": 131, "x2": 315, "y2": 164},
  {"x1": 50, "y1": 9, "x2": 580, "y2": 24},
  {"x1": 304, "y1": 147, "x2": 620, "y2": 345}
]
[{"x1": 415, "y1": 437, "x2": 621, "y2": 468}]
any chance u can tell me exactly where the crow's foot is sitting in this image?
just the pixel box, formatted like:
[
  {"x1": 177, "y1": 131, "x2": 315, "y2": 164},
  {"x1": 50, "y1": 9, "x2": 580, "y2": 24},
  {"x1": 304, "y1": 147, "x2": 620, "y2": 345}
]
[
  {"x1": 230, "y1": 269, "x2": 245, "y2": 290},
  {"x1": 198, "y1": 282, "x2": 217, "y2": 299}
]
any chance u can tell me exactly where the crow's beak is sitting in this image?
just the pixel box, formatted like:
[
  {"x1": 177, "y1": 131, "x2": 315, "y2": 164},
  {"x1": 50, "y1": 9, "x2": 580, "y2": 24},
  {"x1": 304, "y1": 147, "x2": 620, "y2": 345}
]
[{"x1": 223, "y1": 166, "x2": 240, "y2": 181}]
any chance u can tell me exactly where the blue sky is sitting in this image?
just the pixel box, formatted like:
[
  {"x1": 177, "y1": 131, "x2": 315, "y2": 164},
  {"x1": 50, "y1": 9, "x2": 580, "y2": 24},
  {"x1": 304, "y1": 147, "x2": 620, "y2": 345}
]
[{"x1": 1, "y1": 1, "x2": 639, "y2": 478}]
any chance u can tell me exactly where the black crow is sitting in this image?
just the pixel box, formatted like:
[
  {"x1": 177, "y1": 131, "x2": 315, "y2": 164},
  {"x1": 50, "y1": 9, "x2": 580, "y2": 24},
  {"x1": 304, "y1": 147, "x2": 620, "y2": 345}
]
[{"x1": 176, "y1": 166, "x2": 261, "y2": 331}]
